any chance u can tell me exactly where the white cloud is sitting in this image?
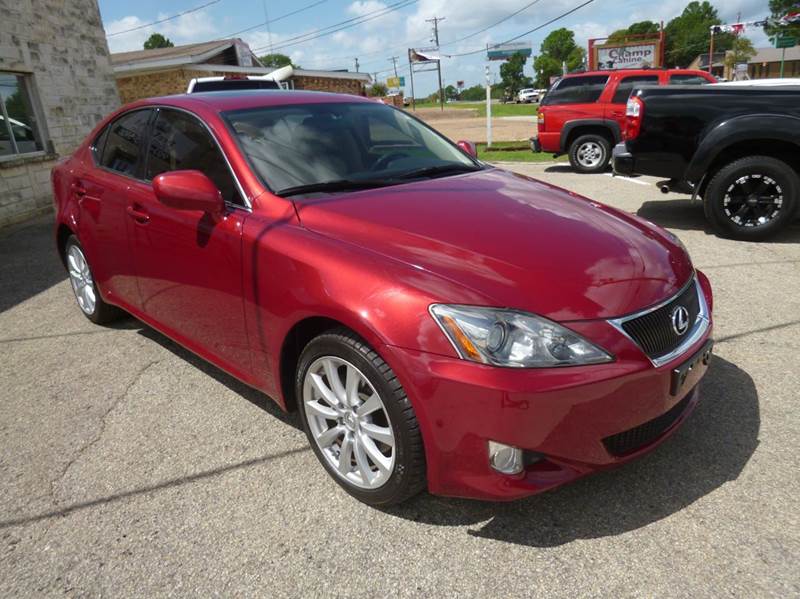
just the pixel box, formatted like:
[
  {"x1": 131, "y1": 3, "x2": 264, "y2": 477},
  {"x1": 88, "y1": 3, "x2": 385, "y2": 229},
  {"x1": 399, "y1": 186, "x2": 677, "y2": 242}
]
[{"x1": 106, "y1": 10, "x2": 218, "y2": 53}]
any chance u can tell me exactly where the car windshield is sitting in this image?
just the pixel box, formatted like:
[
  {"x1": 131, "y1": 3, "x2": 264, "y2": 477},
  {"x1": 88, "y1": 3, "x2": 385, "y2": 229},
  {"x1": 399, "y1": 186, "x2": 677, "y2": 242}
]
[{"x1": 223, "y1": 102, "x2": 479, "y2": 195}]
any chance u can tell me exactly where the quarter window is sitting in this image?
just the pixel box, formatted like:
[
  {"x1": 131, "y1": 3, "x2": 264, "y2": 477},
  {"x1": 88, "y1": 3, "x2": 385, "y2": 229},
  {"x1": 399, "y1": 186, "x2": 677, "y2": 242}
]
[
  {"x1": 611, "y1": 75, "x2": 659, "y2": 104},
  {"x1": 146, "y1": 109, "x2": 242, "y2": 205},
  {"x1": 0, "y1": 72, "x2": 44, "y2": 157},
  {"x1": 540, "y1": 76, "x2": 609, "y2": 106},
  {"x1": 99, "y1": 109, "x2": 152, "y2": 177}
]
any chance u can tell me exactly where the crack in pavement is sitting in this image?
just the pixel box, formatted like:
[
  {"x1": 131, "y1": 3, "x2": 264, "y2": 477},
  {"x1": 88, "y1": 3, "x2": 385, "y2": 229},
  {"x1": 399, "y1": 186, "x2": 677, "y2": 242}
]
[{"x1": 47, "y1": 359, "x2": 162, "y2": 508}]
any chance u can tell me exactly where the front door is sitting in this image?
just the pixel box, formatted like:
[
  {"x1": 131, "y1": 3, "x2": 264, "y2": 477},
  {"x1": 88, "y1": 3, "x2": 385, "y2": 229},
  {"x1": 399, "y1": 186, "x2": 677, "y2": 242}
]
[{"x1": 128, "y1": 107, "x2": 252, "y2": 378}]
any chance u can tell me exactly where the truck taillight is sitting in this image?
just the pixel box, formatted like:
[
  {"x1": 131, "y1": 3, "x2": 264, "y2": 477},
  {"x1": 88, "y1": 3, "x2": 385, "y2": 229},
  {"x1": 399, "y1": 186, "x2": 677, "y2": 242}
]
[
  {"x1": 537, "y1": 110, "x2": 544, "y2": 130},
  {"x1": 625, "y1": 96, "x2": 644, "y2": 140}
]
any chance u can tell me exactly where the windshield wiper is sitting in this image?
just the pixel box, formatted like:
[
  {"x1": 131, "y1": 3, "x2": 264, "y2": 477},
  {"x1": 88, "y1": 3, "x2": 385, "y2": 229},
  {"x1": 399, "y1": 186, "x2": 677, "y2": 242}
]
[
  {"x1": 391, "y1": 163, "x2": 481, "y2": 180},
  {"x1": 277, "y1": 179, "x2": 393, "y2": 197}
]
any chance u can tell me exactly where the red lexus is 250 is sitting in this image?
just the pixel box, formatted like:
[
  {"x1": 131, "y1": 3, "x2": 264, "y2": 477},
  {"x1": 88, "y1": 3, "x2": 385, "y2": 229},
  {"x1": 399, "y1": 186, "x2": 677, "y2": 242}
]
[{"x1": 52, "y1": 90, "x2": 714, "y2": 505}]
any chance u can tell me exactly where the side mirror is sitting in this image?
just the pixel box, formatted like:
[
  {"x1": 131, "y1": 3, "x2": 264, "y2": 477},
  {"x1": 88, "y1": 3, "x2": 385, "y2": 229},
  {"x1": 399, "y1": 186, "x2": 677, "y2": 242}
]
[
  {"x1": 457, "y1": 140, "x2": 478, "y2": 158},
  {"x1": 153, "y1": 170, "x2": 224, "y2": 214}
]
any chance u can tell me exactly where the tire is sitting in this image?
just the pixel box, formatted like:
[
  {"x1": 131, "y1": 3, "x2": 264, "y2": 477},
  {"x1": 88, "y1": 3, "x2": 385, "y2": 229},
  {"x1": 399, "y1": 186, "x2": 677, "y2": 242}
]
[
  {"x1": 703, "y1": 156, "x2": 799, "y2": 241},
  {"x1": 568, "y1": 134, "x2": 611, "y2": 174},
  {"x1": 296, "y1": 327, "x2": 426, "y2": 506},
  {"x1": 64, "y1": 235, "x2": 122, "y2": 324}
]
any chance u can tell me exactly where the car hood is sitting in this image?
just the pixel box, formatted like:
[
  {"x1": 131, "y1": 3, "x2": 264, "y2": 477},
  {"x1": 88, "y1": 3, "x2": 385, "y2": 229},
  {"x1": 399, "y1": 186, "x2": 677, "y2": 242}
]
[{"x1": 295, "y1": 168, "x2": 693, "y2": 321}]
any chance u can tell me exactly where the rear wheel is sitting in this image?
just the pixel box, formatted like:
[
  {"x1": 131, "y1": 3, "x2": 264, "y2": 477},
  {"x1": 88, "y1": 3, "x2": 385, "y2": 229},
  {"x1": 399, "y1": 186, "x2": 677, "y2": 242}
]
[
  {"x1": 296, "y1": 328, "x2": 426, "y2": 506},
  {"x1": 704, "y1": 156, "x2": 799, "y2": 240},
  {"x1": 568, "y1": 134, "x2": 611, "y2": 174},
  {"x1": 64, "y1": 236, "x2": 121, "y2": 324}
]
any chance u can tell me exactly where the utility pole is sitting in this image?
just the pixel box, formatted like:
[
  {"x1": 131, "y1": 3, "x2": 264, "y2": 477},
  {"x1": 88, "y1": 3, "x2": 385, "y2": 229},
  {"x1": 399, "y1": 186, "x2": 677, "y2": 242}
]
[
  {"x1": 426, "y1": 16, "x2": 445, "y2": 111},
  {"x1": 389, "y1": 56, "x2": 399, "y2": 78},
  {"x1": 407, "y1": 48, "x2": 416, "y2": 111},
  {"x1": 354, "y1": 57, "x2": 359, "y2": 72},
  {"x1": 262, "y1": 0, "x2": 274, "y2": 55}
]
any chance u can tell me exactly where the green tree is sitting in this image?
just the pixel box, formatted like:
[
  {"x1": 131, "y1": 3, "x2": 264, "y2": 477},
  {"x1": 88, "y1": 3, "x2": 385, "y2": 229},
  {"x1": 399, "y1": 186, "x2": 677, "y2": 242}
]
[
  {"x1": 724, "y1": 36, "x2": 756, "y2": 72},
  {"x1": 368, "y1": 82, "x2": 388, "y2": 97},
  {"x1": 258, "y1": 53, "x2": 294, "y2": 68},
  {"x1": 444, "y1": 84, "x2": 459, "y2": 100},
  {"x1": 143, "y1": 33, "x2": 174, "y2": 50},
  {"x1": 499, "y1": 52, "x2": 533, "y2": 97},
  {"x1": 607, "y1": 21, "x2": 661, "y2": 43},
  {"x1": 664, "y1": 1, "x2": 733, "y2": 67},
  {"x1": 533, "y1": 28, "x2": 585, "y2": 88},
  {"x1": 459, "y1": 84, "x2": 485, "y2": 101},
  {"x1": 764, "y1": 0, "x2": 800, "y2": 40}
]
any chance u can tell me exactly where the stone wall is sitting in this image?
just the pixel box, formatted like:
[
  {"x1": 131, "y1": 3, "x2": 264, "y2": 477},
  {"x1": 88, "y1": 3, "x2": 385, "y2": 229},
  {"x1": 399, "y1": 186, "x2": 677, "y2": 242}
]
[{"x1": 0, "y1": 0, "x2": 120, "y2": 228}]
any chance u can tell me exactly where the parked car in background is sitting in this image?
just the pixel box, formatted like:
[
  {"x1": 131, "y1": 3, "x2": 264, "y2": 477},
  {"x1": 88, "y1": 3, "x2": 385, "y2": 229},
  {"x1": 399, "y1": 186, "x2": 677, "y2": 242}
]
[
  {"x1": 531, "y1": 68, "x2": 716, "y2": 173},
  {"x1": 613, "y1": 83, "x2": 800, "y2": 240},
  {"x1": 517, "y1": 88, "x2": 539, "y2": 103},
  {"x1": 52, "y1": 90, "x2": 714, "y2": 506}
]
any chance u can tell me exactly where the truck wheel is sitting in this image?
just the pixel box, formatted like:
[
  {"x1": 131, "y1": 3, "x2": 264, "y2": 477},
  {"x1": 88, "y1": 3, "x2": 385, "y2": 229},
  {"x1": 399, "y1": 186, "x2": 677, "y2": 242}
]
[
  {"x1": 704, "y1": 156, "x2": 799, "y2": 241},
  {"x1": 569, "y1": 134, "x2": 611, "y2": 174}
]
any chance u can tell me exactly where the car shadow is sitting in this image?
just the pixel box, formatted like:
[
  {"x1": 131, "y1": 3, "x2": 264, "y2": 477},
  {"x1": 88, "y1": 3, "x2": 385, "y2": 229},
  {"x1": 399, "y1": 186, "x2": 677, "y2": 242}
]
[
  {"x1": 542, "y1": 165, "x2": 614, "y2": 174},
  {"x1": 0, "y1": 215, "x2": 66, "y2": 314},
  {"x1": 132, "y1": 321, "x2": 302, "y2": 431},
  {"x1": 637, "y1": 198, "x2": 800, "y2": 242},
  {"x1": 381, "y1": 356, "x2": 759, "y2": 547}
]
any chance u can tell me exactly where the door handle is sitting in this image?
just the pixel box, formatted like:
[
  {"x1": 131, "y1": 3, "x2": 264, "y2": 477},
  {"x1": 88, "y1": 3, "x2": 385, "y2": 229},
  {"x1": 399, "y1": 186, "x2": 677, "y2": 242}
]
[
  {"x1": 126, "y1": 204, "x2": 150, "y2": 224},
  {"x1": 71, "y1": 183, "x2": 87, "y2": 197}
]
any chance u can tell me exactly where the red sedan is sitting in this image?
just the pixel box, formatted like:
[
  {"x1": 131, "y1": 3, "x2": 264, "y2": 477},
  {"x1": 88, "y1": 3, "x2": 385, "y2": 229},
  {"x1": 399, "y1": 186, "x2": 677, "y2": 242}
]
[{"x1": 52, "y1": 91, "x2": 713, "y2": 505}]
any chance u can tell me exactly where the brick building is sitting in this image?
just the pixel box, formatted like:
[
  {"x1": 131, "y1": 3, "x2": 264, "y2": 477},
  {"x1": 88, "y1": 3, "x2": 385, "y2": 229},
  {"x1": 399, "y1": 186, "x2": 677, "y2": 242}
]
[
  {"x1": 0, "y1": 0, "x2": 120, "y2": 228},
  {"x1": 112, "y1": 39, "x2": 371, "y2": 103},
  {"x1": 689, "y1": 46, "x2": 800, "y2": 81}
]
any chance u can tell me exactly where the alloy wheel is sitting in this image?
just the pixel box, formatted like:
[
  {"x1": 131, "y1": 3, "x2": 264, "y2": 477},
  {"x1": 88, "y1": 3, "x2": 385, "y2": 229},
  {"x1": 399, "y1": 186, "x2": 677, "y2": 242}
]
[
  {"x1": 576, "y1": 141, "x2": 604, "y2": 168},
  {"x1": 723, "y1": 174, "x2": 784, "y2": 228},
  {"x1": 302, "y1": 356, "x2": 395, "y2": 489},
  {"x1": 67, "y1": 244, "x2": 96, "y2": 315}
]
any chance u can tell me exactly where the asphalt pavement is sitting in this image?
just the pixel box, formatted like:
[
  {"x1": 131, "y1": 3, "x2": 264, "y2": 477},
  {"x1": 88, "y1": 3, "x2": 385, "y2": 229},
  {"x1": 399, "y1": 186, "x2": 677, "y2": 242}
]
[{"x1": 1, "y1": 164, "x2": 798, "y2": 597}]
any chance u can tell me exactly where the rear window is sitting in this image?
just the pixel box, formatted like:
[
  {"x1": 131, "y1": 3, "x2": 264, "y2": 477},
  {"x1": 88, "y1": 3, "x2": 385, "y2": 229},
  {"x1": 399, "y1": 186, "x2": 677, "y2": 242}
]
[
  {"x1": 540, "y1": 75, "x2": 609, "y2": 106},
  {"x1": 669, "y1": 74, "x2": 711, "y2": 85},
  {"x1": 192, "y1": 79, "x2": 280, "y2": 92}
]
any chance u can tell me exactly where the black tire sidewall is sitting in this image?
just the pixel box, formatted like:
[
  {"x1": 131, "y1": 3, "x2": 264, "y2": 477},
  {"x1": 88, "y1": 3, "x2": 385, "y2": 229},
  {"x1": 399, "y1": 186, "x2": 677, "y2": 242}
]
[
  {"x1": 705, "y1": 156, "x2": 799, "y2": 241},
  {"x1": 569, "y1": 134, "x2": 611, "y2": 174},
  {"x1": 295, "y1": 332, "x2": 423, "y2": 506}
]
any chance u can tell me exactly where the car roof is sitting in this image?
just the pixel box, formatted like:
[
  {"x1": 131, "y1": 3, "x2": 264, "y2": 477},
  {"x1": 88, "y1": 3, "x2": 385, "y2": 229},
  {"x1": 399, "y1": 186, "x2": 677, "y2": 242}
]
[
  {"x1": 130, "y1": 90, "x2": 374, "y2": 113},
  {"x1": 560, "y1": 68, "x2": 708, "y2": 79}
]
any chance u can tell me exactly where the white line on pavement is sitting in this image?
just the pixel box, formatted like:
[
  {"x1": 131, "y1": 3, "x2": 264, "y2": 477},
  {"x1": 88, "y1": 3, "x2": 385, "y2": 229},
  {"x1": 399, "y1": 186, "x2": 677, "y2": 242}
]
[{"x1": 604, "y1": 173, "x2": 651, "y2": 186}]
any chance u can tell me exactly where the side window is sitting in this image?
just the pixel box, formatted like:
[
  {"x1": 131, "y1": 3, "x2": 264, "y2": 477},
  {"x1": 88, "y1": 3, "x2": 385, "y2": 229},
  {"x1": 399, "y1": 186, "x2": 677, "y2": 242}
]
[
  {"x1": 611, "y1": 75, "x2": 659, "y2": 104},
  {"x1": 669, "y1": 74, "x2": 711, "y2": 85},
  {"x1": 541, "y1": 76, "x2": 609, "y2": 106},
  {"x1": 100, "y1": 110, "x2": 151, "y2": 177},
  {"x1": 91, "y1": 126, "x2": 110, "y2": 164},
  {"x1": 146, "y1": 109, "x2": 242, "y2": 206}
]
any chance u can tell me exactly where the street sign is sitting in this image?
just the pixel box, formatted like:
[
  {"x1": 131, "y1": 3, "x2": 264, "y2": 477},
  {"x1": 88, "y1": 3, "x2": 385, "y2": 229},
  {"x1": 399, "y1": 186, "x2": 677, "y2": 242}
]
[
  {"x1": 487, "y1": 42, "x2": 531, "y2": 61},
  {"x1": 386, "y1": 76, "x2": 405, "y2": 88},
  {"x1": 775, "y1": 36, "x2": 797, "y2": 48}
]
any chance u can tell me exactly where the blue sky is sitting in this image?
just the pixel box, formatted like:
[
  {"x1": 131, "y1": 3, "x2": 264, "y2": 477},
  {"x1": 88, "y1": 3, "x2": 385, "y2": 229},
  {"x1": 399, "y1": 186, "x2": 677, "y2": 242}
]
[{"x1": 100, "y1": 0, "x2": 772, "y2": 94}]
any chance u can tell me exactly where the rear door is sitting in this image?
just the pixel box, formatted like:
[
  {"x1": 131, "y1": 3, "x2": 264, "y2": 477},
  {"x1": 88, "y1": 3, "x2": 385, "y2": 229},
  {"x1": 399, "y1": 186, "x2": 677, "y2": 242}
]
[
  {"x1": 540, "y1": 75, "x2": 609, "y2": 146},
  {"x1": 73, "y1": 108, "x2": 154, "y2": 310},
  {"x1": 605, "y1": 74, "x2": 659, "y2": 124},
  {"x1": 127, "y1": 107, "x2": 252, "y2": 377}
]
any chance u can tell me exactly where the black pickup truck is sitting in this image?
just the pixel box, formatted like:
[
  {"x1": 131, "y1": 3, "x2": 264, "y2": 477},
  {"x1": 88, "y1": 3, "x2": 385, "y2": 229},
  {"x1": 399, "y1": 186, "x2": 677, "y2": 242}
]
[{"x1": 612, "y1": 85, "x2": 800, "y2": 240}]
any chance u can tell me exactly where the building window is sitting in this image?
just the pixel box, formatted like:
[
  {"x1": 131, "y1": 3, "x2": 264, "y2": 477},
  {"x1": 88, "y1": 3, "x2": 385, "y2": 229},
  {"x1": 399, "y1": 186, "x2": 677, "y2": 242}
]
[{"x1": 0, "y1": 72, "x2": 44, "y2": 157}]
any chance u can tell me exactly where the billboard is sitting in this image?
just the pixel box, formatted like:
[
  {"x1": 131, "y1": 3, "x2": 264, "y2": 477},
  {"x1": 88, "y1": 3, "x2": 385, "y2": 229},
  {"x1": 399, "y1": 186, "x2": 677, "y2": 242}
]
[
  {"x1": 409, "y1": 48, "x2": 440, "y2": 63},
  {"x1": 487, "y1": 42, "x2": 532, "y2": 61},
  {"x1": 386, "y1": 76, "x2": 405, "y2": 88},
  {"x1": 589, "y1": 33, "x2": 665, "y2": 70}
]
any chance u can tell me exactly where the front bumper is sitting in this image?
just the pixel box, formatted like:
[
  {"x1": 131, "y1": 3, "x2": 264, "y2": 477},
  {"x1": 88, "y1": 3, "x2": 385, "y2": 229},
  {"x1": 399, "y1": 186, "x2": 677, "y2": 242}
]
[{"x1": 382, "y1": 288, "x2": 713, "y2": 501}]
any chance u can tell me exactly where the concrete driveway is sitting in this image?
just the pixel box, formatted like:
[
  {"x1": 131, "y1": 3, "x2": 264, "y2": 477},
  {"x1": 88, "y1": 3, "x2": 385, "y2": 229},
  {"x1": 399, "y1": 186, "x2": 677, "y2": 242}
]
[{"x1": 1, "y1": 165, "x2": 798, "y2": 597}]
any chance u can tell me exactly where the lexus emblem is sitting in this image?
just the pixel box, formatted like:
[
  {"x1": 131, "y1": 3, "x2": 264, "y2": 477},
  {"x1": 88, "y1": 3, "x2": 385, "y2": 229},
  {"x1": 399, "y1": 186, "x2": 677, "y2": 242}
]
[{"x1": 671, "y1": 305, "x2": 690, "y2": 336}]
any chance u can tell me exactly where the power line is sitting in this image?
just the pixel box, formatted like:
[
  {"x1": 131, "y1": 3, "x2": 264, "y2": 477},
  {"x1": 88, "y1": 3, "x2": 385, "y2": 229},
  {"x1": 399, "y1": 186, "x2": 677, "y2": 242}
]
[
  {"x1": 106, "y1": 0, "x2": 222, "y2": 37},
  {"x1": 440, "y1": 0, "x2": 544, "y2": 47},
  {"x1": 223, "y1": 0, "x2": 328, "y2": 39},
  {"x1": 250, "y1": 0, "x2": 418, "y2": 54}
]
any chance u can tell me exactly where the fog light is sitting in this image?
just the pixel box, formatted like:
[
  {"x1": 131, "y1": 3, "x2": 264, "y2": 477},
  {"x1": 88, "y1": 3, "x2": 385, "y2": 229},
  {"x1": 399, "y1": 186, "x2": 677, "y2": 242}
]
[{"x1": 488, "y1": 441, "x2": 523, "y2": 475}]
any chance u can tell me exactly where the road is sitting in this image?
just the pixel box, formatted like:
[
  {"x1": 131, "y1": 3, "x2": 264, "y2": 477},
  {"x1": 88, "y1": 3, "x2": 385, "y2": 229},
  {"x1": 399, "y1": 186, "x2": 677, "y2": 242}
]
[{"x1": 1, "y1": 164, "x2": 798, "y2": 597}]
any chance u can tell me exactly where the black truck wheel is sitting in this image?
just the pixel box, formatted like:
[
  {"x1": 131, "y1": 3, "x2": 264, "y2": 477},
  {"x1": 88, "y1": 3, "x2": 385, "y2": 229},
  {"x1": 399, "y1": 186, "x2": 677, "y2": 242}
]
[
  {"x1": 568, "y1": 134, "x2": 611, "y2": 174},
  {"x1": 704, "y1": 156, "x2": 799, "y2": 241}
]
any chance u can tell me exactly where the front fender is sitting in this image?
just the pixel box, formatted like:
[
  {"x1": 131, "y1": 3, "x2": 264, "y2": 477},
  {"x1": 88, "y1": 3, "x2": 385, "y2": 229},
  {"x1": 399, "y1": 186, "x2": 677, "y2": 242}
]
[{"x1": 686, "y1": 114, "x2": 800, "y2": 182}]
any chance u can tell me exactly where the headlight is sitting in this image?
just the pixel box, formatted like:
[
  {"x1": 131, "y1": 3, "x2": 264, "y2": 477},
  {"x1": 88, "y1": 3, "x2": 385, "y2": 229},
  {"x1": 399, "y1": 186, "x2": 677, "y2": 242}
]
[{"x1": 429, "y1": 304, "x2": 613, "y2": 368}]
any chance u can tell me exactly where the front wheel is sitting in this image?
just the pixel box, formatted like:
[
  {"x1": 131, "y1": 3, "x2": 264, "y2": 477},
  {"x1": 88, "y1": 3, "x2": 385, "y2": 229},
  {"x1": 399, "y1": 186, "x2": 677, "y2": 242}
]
[
  {"x1": 568, "y1": 134, "x2": 611, "y2": 174},
  {"x1": 296, "y1": 328, "x2": 426, "y2": 506},
  {"x1": 704, "y1": 156, "x2": 799, "y2": 241}
]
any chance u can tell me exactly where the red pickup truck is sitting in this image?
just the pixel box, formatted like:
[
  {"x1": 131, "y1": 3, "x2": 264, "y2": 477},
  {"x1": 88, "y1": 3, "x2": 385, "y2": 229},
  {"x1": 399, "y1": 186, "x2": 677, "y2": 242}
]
[{"x1": 532, "y1": 68, "x2": 716, "y2": 173}]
